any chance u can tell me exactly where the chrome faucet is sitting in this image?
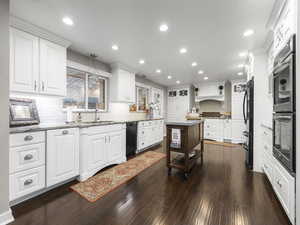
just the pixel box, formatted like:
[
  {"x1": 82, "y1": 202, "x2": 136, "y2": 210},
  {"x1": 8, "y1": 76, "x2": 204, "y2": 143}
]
[{"x1": 94, "y1": 109, "x2": 100, "y2": 122}]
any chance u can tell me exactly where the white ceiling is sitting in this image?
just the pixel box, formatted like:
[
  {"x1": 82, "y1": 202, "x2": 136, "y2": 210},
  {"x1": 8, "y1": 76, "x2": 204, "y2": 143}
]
[{"x1": 11, "y1": 0, "x2": 275, "y2": 87}]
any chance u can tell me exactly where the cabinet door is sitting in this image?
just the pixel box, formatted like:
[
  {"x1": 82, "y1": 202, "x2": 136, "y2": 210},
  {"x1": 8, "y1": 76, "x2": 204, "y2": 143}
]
[
  {"x1": 87, "y1": 133, "x2": 108, "y2": 171},
  {"x1": 10, "y1": 28, "x2": 39, "y2": 93},
  {"x1": 231, "y1": 120, "x2": 246, "y2": 143},
  {"x1": 47, "y1": 128, "x2": 79, "y2": 187},
  {"x1": 40, "y1": 39, "x2": 66, "y2": 96},
  {"x1": 119, "y1": 69, "x2": 135, "y2": 102},
  {"x1": 107, "y1": 130, "x2": 124, "y2": 162}
]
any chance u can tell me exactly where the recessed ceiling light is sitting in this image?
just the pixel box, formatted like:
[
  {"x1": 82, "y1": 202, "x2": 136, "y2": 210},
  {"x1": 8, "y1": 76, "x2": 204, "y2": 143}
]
[
  {"x1": 167, "y1": 75, "x2": 172, "y2": 79},
  {"x1": 62, "y1": 17, "x2": 74, "y2": 26},
  {"x1": 179, "y1": 48, "x2": 187, "y2": 54},
  {"x1": 139, "y1": 59, "x2": 145, "y2": 64},
  {"x1": 159, "y1": 24, "x2": 168, "y2": 32},
  {"x1": 243, "y1": 29, "x2": 254, "y2": 37},
  {"x1": 237, "y1": 72, "x2": 244, "y2": 76},
  {"x1": 112, "y1": 44, "x2": 119, "y2": 50},
  {"x1": 156, "y1": 69, "x2": 161, "y2": 73},
  {"x1": 239, "y1": 52, "x2": 247, "y2": 57},
  {"x1": 238, "y1": 64, "x2": 245, "y2": 68},
  {"x1": 176, "y1": 80, "x2": 180, "y2": 84},
  {"x1": 198, "y1": 70, "x2": 204, "y2": 74},
  {"x1": 191, "y1": 62, "x2": 198, "y2": 67},
  {"x1": 203, "y1": 76, "x2": 208, "y2": 80}
]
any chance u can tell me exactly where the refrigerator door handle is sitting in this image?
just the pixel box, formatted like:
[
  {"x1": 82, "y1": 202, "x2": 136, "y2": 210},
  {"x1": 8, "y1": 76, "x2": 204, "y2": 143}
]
[{"x1": 243, "y1": 90, "x2": 248, "y2": 124}]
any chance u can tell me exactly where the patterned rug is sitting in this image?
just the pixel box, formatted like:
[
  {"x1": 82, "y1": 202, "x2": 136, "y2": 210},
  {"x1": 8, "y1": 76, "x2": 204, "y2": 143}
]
[{"x1": 71, "y1": 151, "x2": 166, "y2": 202}]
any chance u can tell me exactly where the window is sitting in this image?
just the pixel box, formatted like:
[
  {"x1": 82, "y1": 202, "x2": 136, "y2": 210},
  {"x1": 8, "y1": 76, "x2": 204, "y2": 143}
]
[{"x1": 63, "y1": 67, "x2": 107, "y2": 111}]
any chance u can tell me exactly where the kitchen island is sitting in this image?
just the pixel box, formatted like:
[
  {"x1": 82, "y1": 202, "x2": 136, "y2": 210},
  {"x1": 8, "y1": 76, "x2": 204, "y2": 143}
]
[{"x1": 165, "y1": 120, "x2": 204, "y2": 178}]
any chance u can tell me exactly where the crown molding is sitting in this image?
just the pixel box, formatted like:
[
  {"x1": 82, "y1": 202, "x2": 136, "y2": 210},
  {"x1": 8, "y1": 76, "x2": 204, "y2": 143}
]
[
  {"x1": 10, "y1": 16, "x2": 71, "y2": 48},
  {"x1": 266, "y1": 0, "x2": 288, "y2": 31}
]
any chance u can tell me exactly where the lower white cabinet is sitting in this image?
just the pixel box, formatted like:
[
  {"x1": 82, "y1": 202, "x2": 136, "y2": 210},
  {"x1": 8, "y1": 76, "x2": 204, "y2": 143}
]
[
  {"x1": 261, "y1": 126, "x2": 295, "y2": 224},
  {"x1": 137, "y1": 120, "x2": 164, "y2": 152},
  {"x1": 46, "y1": 128, "x2": 79, "y2": 187},
  {"x1": 9, "y1": 131, "x2": 46, "y2": 201},
  {"x1": 204, "y1": 119, "x2": 245, "y2": 143},
  {"x1": 79, "y1": 124, "x2": 126, "y2": 181}
]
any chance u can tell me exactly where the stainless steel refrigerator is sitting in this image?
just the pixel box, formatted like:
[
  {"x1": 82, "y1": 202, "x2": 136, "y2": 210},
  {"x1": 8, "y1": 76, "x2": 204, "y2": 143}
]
[{"x1": 243, "y1": 77, "x2": 254, "y2": 169}]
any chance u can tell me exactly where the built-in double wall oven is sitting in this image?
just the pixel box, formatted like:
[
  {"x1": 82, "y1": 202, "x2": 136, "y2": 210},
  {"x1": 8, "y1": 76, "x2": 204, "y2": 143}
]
[{"x1": 273, "y1": 34, "x2": 296, "y2": 176}]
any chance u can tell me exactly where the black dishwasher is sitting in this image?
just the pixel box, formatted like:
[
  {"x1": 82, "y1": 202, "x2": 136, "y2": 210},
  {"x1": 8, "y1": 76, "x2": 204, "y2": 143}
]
[{"x1": 126, "y1": 122, "x2": 137, "y2": 157}]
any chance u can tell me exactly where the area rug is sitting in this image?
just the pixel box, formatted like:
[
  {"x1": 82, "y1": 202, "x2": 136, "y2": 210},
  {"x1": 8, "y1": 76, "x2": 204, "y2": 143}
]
[{"x1": 71, "y1": 151, "x2": 166, "y2": 202}]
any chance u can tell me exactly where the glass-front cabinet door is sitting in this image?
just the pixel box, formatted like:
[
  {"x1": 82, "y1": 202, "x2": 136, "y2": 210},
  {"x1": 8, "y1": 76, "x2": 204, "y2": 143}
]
[{"x1": 136, "y1": 86, "x2": 149, "y2": 112}]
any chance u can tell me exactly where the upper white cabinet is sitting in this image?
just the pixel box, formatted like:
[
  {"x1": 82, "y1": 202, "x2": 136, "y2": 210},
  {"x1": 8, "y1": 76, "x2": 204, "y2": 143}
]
[
  {"x1": 46, "y1": 128, "x2": 79, "y2": 187},
  {"x1": 10, "y1": 28, "x2": 39, "y2": 93},
  {"x1": 40, "y1": 39, "x2": 66, "y2": 96},
  {"x1": 10, "y1": 28, "x2": 67, "y2": 96},
  {"x1": 231, "y1": 80, "x2": 247, "y2": 120},
  {"x1": 167, "y1": 86, "x2": 192, "y2": 121},
  {"x1": 110, "y1": 67, "x2": 135, "y2": 103}
]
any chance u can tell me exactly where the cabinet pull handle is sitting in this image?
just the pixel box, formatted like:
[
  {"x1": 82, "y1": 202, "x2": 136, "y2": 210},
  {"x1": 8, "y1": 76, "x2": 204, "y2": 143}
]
[
  {"x1": 62, "y1": 130, "x2": 69, "y2": 135},
  {"x1": 24, "y1": 154, "x2": 33, "y2": 161},
  {"x1": 34, "y1": 80, "x2": 37, "y2": 91},
  {"x1": 42, "y1": 81, "x2": 45, "y2": 91},
  {"x1": 24, "y1": 179, "x2": 33, "y2": 186},
  {"x1": 24, "y1": 135, "x2": 33, "y2": 141},
  {"x1": 277, "y1": 180, "x2": 282, "y2": 188}
]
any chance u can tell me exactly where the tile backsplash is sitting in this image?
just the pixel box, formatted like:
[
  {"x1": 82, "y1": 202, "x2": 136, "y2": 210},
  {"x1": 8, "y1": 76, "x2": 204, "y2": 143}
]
[{"x1": 10, "y1": 93, "x2": 148, "y2": 124}]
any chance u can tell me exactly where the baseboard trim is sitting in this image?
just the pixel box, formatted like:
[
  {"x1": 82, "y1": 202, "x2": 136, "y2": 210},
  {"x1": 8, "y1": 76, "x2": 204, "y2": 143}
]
[{"x1": 0, "y1": 209, "x2": 14, "y2": 225}]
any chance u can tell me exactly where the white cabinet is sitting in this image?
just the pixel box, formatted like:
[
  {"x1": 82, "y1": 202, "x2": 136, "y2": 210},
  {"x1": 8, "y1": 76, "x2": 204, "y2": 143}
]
[
  {"x1": 46, "y1": 128, "x2": 79, "y2": 187},
  {"x1": 204, "y1": 119, "x2": 245, "y2": 143},
  {"x1": 167, "y1": 87, "x2": 191, "y2": 121},
  {"x1": 261, "y1": 126, "x2": 295, "y2": 224},
  {"x1": 9, "y1": 131, "x2": 46, "y2": 201},
  {"x1": 40, "y1": 39, "x2": 66, "y2": 96},
  {"x1": 10, "y1": 28, "x2": 39, "y2": 93},
  {"x1": 231, "y1": 120, "x2": 246, "y2": 144},
  {"x1": 110, "y1": 67, "x2": 135, "y2": 103},
  {"x1": 10, "y1": 28, "x2": 67, "y2": 96},
  {"x1": 231, "y1": 80, "x2": 247, "y2": 120},
  {"x1": 107, "y1": 130, "x2": 124, "y2": 162},
  {"x1": 79, "y1": 124, "x2": 126, "y2": 181},
  {"x1": 137, "y1": 120, "x2": 164, "y2": 152}
]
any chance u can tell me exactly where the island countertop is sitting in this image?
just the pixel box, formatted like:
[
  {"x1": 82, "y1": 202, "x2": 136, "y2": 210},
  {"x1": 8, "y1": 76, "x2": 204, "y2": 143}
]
[{"x1": 165, "y1": 120, "x2": 203, "y2": 126}]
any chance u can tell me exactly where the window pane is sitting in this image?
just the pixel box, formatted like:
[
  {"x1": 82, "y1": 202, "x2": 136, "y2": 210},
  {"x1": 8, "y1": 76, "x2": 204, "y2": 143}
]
[
  {"x1": 88, "y1": 75, "x2": 106, "y2": 110},
  {"x1": 63, "y1": 68, "x2": 86, "y2": 109}
]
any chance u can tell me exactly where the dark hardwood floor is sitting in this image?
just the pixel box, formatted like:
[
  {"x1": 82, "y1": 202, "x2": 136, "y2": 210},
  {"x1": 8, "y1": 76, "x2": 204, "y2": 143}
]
[{"x1": 10, "y1": 142, "x2": 291, "y2": 225}]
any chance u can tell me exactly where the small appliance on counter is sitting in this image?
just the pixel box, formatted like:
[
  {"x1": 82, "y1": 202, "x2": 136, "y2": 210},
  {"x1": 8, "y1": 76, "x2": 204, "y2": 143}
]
[{"x1": 9, "y1": 98, "x2": 40, "y2": 127}]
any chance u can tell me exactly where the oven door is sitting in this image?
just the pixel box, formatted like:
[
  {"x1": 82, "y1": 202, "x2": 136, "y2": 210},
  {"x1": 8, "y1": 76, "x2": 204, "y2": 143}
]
[
  {"x1": 273, "y1": 113, "x2": 295, "y2": 175},
  {"x1": 273, "y1": 54, "x2": 294, "y2": 112}
]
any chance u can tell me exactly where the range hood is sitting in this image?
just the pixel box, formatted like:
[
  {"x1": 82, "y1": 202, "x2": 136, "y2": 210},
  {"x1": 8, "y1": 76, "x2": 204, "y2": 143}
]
[{"x1": 195, "y1": 95, "x2": 225, "y2": 102}]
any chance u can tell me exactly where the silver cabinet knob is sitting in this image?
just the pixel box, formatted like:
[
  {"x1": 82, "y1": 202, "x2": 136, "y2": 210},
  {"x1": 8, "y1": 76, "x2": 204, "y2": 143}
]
[
  {"x1": 62, "y1": 130, "x2": 69, "y2": 135},
  {"x1": 24, "y1": 179, "x2": 33, "y2": 186},
  {"x1": 24, "y1": 135, "x2": 33, "y2": 141},
  {"x1": 24, "y1": 154, "x2": 33, "y2": 161}
]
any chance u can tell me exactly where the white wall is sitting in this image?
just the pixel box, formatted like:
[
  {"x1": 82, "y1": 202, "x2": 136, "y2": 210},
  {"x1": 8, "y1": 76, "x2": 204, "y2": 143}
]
[
  {"x1": 252, "y1": 50, "x2": 272, "y2": 172},
  {"x1": 0, "y1": 0, "x2": 14, "y2": 223},
  {"x1": 296, "y1": 0, "x2": 299, "y2": 223}
]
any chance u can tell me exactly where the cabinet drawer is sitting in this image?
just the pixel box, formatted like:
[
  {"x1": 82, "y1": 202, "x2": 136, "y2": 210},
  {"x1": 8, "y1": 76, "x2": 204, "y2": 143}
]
[
  {"x1": 10, "y1": 132, "x2": 45, "y2": 147},
  {"x1": 10, "y1": 143, "x2": 45, "y2": 174},
  {"x1": 262, "y1": 152, "x2": 273, "y2": 184},
  {"x1": 9, "y1": 166, "x2": 45, "y2": 201}
]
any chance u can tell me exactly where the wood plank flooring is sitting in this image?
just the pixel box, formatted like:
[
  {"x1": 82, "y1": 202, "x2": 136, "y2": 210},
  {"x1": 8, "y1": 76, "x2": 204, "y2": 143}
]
[{"x1": 9, "y1": 142, "x2": 291, "y2": 225}]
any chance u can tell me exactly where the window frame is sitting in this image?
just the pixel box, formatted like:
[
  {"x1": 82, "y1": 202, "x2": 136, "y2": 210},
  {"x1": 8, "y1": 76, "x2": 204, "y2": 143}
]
[{"x1": 63, "y1": 67, "x2": 108, "y2": 112}]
